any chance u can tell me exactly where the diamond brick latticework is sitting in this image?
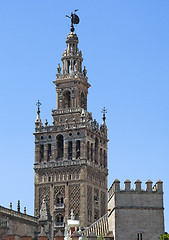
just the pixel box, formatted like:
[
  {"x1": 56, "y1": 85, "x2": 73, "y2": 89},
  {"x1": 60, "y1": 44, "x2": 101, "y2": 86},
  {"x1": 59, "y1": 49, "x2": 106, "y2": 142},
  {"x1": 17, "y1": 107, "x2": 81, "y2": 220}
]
[
  {"x1": 94, "y1": 188, "x2": 99, "y2": 197},
  {"x1": 69, "y1": 184, "x2": 80, "y2": 217},
  {"x1": 101, "y1": 191, "x2": 106, "y2": 217},
  {"x1": 87, "y1": 185, "x2": 92, "y2": 222},
  {"x1": 39, "y1": 186, "x2": 50, "y2": 210},
  {"x1": 54, "y1": 185, "x2": 65, "y2": 198}
]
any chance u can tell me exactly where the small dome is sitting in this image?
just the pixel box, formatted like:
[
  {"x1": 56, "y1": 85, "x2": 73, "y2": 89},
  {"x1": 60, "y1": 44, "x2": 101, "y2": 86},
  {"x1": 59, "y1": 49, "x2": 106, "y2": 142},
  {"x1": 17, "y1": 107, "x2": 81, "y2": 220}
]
[{"x1": 66, "y1": 32, "x2": 78, "y2": 43}]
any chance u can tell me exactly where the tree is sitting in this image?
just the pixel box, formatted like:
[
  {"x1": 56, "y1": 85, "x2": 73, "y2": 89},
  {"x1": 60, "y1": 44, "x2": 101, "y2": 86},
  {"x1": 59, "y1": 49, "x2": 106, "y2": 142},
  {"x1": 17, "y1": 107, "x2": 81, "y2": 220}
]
[{"x1": 159, "y1": 234, "x2": 169, "y2": 240}]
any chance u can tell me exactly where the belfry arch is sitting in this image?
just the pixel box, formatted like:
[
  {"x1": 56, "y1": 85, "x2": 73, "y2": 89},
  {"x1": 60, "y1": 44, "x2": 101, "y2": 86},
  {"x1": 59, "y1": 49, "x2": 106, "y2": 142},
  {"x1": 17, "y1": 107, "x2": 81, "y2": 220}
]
[
  {"x1": 80, "y1": 92, "x2": 86, "y2": 110},
  {"x1": 63, "y1": 90, "x2": 71, "y2": 109},
  {"x1": 56, "y1": 134, "x2": 64, "y2": 159}
]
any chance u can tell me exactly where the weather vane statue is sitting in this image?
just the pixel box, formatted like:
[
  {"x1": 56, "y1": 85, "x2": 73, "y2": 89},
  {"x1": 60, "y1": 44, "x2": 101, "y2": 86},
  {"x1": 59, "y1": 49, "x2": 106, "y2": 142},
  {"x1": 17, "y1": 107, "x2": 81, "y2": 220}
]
[{"x1": 66, "y1": 10, "x2": 80, "y2": 32}]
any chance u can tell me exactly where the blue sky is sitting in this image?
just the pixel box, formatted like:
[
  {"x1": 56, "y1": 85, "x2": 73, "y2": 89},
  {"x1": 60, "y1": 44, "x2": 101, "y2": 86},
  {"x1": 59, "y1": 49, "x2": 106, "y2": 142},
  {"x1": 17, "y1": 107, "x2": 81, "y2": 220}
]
[{"x1": 0, "y1": 0, "x2": 169, "y2": 232}]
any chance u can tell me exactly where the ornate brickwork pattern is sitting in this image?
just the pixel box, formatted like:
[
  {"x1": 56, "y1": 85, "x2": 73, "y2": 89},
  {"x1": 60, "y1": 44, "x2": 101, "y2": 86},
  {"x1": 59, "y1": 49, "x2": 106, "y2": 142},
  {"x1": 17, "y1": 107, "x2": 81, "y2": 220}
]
[
  {"x1": 69, "y1": 184, "x2": 80, "y2": 218},
  {"x1": 94, "y1": 188, "x2": 99, "y2": 197},
  {"x1": 39, "y1": 186, "x2": 50, "y2": 210},
  {"x1": 87, "y1": 185, "x2": 92, "y2": 222},
  {"x1": 94, "y1": 209, "x2": 99, "y2": 221},
  {"x1": 54, "y1": 185, "x2": 65, "y2": 198},
  {"x1": 101, "y1": 191, "x2": 106, "y2": 217}
]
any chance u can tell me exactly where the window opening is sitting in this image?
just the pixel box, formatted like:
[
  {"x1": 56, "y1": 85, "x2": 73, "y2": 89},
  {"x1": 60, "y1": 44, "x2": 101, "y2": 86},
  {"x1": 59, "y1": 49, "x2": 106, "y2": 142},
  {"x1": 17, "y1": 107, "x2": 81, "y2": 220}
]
[
  {"x1": 47, "y1": 144, "x2": 51, "y2": 160},
  {"x1": 91, "y1": 143, "x2": 93, "y2": 161},
  {"x1": 63, "y1": 91, "x2": 71, "y2": 109},
  {"x1": 87, "y1": 141, "x2": 89, "y2": 160},
  {"x1": 76, "y1": 140, "x2": 80, "y2": 159},
  {"x1": 137, "y1": 233, "x2": 143, "y2": 240},
  {"x1": 40, "y1": 145, "x2": 44, "y2": 161},
  {"x1": 95, "y1": 137, "x2": 98, "y2": 164},
  {"x1": 100, "y1": 148, "x2": 102, "y2": 166},
  {"x1": 80, "y1": 92, "x2": 86, "y2": 110},
  {"x1": 55, "y1": 214, "x2": 64, "y2": 226},
  {"x1": 103, "y1": 150, "x2": 106, "y2": 168},
  {"x1": 68, "y1": 141, "x2": 72, "y2": 160},
  {"x1": 56, "y1": 135, "x2": 64, "y2": 160}
]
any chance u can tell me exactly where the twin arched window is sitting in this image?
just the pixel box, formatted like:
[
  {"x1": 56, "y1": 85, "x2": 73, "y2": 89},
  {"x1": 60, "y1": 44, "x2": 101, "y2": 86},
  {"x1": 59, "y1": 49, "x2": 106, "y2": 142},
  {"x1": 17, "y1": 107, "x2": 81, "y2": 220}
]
[{"x1": 62, "y1": 90, "x2": 86, "y2": 110}]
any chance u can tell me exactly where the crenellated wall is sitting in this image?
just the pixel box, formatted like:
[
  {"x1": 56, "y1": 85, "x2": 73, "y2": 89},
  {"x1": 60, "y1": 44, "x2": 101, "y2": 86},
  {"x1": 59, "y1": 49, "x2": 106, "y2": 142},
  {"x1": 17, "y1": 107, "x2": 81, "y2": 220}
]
[{"x1": 108, "y1": 179, "x2": 164, "y2": 240}]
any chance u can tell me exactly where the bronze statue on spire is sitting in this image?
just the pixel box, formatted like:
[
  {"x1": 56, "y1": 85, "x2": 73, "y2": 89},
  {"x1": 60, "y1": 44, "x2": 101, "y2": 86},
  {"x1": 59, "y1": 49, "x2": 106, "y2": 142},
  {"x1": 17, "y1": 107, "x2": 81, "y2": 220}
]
[{"x1": 66, "y1": 10, "x2": 80, "y2": 32}]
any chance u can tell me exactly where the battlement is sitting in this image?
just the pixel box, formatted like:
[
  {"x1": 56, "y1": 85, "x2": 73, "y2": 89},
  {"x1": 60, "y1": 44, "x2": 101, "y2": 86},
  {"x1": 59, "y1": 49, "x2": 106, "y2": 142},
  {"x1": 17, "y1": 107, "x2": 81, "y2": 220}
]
[
  {"x1": 108, "y1": 179, "x2": 164, "y2": 240},
  {"x1": 108, "y1": 179, "x2": 163, "y2": 201}
]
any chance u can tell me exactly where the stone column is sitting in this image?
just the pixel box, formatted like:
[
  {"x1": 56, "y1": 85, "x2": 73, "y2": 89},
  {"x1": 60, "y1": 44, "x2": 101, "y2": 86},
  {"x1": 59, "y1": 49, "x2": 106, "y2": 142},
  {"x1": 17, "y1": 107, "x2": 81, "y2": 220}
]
[
  {"x1": 44, "y1": 144, "x2": 48, "y2": 162},
  {"x1": 64, "y1": 140, "x2": 68, "y2": 160},
  {"x1": 80, "y1": 140, "x2": 85, "y2": 159},
  {"x1": 72, "y1": 140, "x2": 76, "y2": 160},
  {"x1": 35, "y1": 145, "x2": 40, "y2": 163},
  {"x1": 57, "y1": 91, "x2": 59, "y2": 109}
]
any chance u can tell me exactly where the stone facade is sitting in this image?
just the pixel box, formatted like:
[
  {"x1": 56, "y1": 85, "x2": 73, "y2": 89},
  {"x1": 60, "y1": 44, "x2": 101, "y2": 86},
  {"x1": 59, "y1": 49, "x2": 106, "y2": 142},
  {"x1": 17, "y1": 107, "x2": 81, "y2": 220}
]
[
  {"x1": 108, "y1": 179, "x2": 164, "y2": 240},
  {"x1": 34, "y1": 31, "x2": 108, "y2": 237},
  {"x1": 0, "y1": 205, "x2": 38, "y2": 240}
]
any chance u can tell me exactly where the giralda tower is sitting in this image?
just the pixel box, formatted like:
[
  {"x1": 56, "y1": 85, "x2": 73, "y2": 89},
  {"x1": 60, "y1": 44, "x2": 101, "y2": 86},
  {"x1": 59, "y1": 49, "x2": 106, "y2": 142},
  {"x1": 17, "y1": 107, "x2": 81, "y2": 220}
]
[{"x1": 34, "y1": 13, "x2": 108, "y2": 233}]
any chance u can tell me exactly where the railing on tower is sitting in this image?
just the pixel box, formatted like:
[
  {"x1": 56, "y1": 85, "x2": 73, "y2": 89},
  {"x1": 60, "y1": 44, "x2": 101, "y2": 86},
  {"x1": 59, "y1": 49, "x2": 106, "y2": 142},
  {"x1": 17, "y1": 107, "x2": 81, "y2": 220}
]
[{"x1": 82, "y1": 212, "x2": 109, "y2": 237}]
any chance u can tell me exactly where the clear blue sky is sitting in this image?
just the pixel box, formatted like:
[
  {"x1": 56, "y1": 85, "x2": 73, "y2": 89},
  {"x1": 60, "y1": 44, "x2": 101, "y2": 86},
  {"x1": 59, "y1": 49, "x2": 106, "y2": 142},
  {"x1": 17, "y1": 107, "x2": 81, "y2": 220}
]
[{"x1": 0, "y1": 0, "x2": 169, "y2": 232}]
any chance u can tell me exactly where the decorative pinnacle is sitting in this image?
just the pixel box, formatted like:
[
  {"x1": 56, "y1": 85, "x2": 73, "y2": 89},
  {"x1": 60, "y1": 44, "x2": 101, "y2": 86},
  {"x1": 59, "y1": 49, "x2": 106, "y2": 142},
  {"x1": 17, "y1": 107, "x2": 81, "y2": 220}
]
[
  {"x1": 17, "y1": 200, "x2": 20, "y2": 212},
  {"x1": 57, "y1": 63, "x2": 61, "y2": 74},
  {"x1": 66, "y1": 10, "x2": 80, "y2": 32},
  {"x1": 101, "y1": 107, "x2": 107, "y2": 123},
  {"x1": 36, "y1": 100, "x2": 41, "y2": 115}
]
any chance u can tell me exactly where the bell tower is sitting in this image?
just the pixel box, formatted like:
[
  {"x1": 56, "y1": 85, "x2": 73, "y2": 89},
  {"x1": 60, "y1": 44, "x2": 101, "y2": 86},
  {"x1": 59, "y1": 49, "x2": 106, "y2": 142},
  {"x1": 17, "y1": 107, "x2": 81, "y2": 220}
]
[
  {"x1": 55, "y1": 31, "x2": 88, "y2": 111},
  {"x1": 34, "y1": 14, "x2": 108, "y2": 236}
]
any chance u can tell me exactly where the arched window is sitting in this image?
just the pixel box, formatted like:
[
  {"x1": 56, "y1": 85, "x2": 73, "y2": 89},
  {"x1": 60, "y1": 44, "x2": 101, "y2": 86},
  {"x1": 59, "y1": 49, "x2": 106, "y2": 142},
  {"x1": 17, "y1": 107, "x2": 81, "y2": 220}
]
[
  {"x1": 55, "y1": 214, "x2": 64, "y2": 226},
  {"x1": 80, "y1": 92, "x2": 86, "y2": 110},
  {"x1": 63, "y1": 91, "x2": 71, "y2": 109},
  {"x1": 95, "y1": 137, "x2": 98, "y2": 164},
  {"x1": 56, "y1": 135, "x2": 64, "y2": 160},
  {"x1": 56, "y1": 192, "x2": 64, "y2": 205}
]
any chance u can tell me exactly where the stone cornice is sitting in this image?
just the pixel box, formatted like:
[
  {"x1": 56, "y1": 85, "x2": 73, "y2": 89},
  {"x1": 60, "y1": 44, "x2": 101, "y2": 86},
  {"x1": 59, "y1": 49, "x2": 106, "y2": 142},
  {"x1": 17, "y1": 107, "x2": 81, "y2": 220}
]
[{"x1": 0, "y1": 206, "x2": 38, "y2": 225}]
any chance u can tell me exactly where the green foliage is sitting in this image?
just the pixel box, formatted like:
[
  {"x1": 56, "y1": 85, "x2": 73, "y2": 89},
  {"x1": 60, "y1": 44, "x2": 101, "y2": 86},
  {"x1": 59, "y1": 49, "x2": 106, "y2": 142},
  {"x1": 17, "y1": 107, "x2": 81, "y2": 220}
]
[
  {"x1": 158, "y1": 234, "x2": 169, "y2": 240},
  {"x1": 97, "y1": 234, "x2": 104, "y2": 240}
]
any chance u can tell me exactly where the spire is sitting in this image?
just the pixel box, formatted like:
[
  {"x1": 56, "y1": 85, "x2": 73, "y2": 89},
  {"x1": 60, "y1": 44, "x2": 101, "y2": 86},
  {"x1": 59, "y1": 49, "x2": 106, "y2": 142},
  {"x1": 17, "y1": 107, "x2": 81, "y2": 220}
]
[
  {"x1": 17, "y1": 200, "x2": 20, "y2": 212},
  {"x1": 70, "y1": 209, "x2": 75, "y2": 220},
  {"x1": 36, "y1": 100, "x2": 41, "y2": 116},
  {"x1": 101, "y1": 107, "x2": 107, "y2": 125},
  {"x1": 39, "y1": 197, "x2": 51, "y2": 222},
  {"x1": 35, "y1": 100, "x2": 42, "y2": 127}
]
